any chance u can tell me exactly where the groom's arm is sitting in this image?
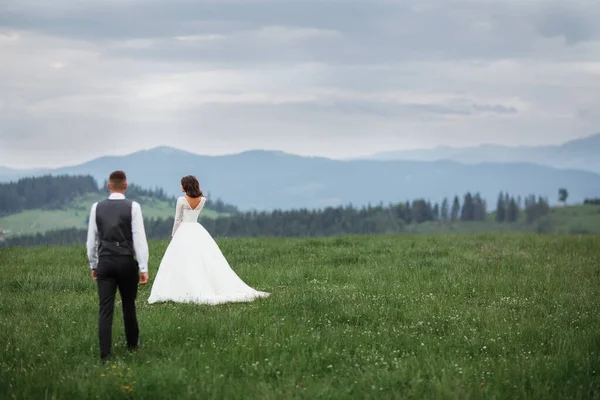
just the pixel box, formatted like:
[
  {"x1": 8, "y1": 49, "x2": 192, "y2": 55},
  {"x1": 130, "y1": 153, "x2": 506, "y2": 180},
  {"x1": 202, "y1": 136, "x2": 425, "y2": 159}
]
[
  {"x1": 131, "y1": 201, "x2": 149, "y2": 281},
  {"x1": 86, "y1": 203, "x2": 99, "y2": 273}
]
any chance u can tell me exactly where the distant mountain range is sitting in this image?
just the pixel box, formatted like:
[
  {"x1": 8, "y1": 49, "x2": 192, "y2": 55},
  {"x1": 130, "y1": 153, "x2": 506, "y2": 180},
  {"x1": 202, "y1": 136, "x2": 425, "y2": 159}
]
[
  {"x1": 1, "y1": 143, "x2": 600, "y2": 210},
  {"x1": 367, "y1": 132, "x2": 600, "y2": 174},
  {"x1": 0, "y1": 167, "x2": 47, "y2": 183}
]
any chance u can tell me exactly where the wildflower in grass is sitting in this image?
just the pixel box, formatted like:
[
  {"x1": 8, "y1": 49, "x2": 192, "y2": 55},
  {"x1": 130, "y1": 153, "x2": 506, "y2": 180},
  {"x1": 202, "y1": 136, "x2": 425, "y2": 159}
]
[{"x1": 121, "y1": 384, "x2": 134, "y2": 393}]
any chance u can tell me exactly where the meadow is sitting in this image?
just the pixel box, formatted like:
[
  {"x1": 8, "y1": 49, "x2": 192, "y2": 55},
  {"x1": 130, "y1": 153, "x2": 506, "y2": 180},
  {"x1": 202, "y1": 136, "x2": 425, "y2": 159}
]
[{"x1": 1, "y1": 234, "x2": 599, "y2": 399}]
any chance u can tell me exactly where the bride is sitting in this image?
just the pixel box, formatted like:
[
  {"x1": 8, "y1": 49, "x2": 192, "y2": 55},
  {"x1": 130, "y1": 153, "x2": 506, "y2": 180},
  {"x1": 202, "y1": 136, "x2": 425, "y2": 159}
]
[{"x1": 148, "y1": 175, "x2": 269, "y2": 305}]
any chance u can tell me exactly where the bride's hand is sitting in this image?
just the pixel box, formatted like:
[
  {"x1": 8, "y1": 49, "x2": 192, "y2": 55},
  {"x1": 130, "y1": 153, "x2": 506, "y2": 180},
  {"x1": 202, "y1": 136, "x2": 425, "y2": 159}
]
[{"x1": 139, "y1": 272, "x2": 149, "y2": 285}]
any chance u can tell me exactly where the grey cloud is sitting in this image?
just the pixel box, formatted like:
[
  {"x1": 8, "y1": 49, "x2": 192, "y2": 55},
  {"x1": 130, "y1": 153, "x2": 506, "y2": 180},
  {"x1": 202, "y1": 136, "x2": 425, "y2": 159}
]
[
  {"x1": 287, "y1": 100, "x2": 519, "y2": 117},
  {"x1": 1, "y1": 0, "x2": 599, "y2": 168},
  {"x1": 0, "y1": 92, "x2": 593, "y2": 168},
  {"x1": 471, "y1": 104, "x2": 517, "y2": 115},
  {"x1": 530, "y1": 3, "x2": 600, "y2": 44},
  {"x1": 3, "y1": 0, "x2": 600, "y2": 65},
  {"x1": 577, "y1": 107, "x2": 600, "y2": 124},
  {"x1": 1, "y1": 1, "x2": 380, "y2": 40}
]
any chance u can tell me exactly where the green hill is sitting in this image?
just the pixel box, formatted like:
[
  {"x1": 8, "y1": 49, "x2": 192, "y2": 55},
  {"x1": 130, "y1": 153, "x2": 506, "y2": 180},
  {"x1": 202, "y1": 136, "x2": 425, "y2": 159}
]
[
  {"x1": 543, "y1": 204, "x2": 600, "y2": 234},
  {"x1": 0, "y1": 193, "x2": 222, "y2": 237},
  {"x1": 407, "y1": 204, "x2": 600, "y2": 235},
  {"x1": 0, "y1": 174, "x2": 231, "y2": 238}
]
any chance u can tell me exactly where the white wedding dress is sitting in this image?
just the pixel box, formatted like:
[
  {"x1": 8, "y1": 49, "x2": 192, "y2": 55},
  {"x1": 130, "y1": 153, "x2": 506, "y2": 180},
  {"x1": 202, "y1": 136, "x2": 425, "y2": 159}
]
[{"x1": 148, "y1": 196, "x2": 269, "y2": 305}]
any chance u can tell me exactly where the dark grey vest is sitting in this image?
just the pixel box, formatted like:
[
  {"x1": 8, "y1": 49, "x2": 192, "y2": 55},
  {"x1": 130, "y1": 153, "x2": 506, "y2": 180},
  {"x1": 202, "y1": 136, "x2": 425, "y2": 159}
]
[{"x1": 96, "y1": 199, "x2": 135, "y2": 258}]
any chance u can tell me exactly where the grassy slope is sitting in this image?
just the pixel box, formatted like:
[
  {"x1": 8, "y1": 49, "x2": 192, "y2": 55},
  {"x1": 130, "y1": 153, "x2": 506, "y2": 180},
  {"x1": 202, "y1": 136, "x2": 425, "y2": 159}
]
[
  {"x1": 546, "y1": 204, "x2": 600, "y2": 234},
  {"x1": 0, "y1": 193, "x2": 222, "y2": 236},
  {"x1": 1, "y1": 235, "x2": 599, "y2": 399},
  {"x1": 411, "y1": 204, "x2": 600, "y2": 235}
]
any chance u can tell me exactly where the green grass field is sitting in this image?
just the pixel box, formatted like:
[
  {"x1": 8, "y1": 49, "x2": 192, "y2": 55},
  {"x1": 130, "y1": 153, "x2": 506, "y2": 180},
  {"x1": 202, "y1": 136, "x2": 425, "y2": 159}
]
[
  {"x1": 0, "y1": 194, "x2": 222, "y2": 236},
  {"x1": 1, "y1": 235, "x2": 599, "y2": 399}
]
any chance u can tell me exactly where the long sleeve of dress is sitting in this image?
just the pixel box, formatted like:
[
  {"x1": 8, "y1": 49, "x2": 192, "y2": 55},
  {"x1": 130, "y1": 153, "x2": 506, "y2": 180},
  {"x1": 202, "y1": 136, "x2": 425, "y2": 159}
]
[{"x1": 172, "y1": 197, "x2": 184, "y2": 237}]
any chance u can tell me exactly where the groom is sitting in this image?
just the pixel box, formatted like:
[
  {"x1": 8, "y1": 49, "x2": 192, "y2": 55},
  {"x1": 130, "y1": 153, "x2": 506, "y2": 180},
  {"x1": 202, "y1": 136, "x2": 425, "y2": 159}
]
[{"x1": 86, "y1": 170, "x2": 149, "y2": 362}]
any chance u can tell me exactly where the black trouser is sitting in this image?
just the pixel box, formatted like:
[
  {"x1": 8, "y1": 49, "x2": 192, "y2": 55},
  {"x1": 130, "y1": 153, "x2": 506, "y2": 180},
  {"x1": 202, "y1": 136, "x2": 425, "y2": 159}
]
[{"x1": 96, "y1": 256, "x2": 139, "y2": 359}]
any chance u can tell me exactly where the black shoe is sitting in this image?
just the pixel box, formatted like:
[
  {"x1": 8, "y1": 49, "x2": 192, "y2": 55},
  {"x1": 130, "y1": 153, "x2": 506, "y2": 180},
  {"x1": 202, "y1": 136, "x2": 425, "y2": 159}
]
[
  {"x1": 100, "y1": 355, "x2": 110, "y2": 364},
  {"x1": 127, "y1": 337, "x2": 140, "y2": 351}
]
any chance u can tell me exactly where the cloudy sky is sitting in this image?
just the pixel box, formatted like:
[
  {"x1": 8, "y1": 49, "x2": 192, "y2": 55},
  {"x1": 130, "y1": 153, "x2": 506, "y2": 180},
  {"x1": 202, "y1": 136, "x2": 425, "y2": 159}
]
[{"x1": 1, "y1": 0, "x2": 599, "y2": 168}]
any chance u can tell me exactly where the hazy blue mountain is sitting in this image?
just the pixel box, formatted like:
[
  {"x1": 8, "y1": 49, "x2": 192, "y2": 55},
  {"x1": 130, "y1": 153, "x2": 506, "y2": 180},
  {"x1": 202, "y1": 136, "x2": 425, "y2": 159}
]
[
  {"x1": 0, "y1": 166, "x2": 49, "y2": 182},
  {"x1": 1, "y1": 146, "x2": 599, "y2": 210},
  {"x1": 368, "y1": 132, "x2": 600, "y2": 173}
]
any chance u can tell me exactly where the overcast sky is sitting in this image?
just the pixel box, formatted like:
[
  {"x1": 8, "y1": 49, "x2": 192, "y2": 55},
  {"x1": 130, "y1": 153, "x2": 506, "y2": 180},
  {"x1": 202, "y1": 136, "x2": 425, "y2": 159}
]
[{"x1": 1, "y1": 0, "x2": 599, "y2": 168}]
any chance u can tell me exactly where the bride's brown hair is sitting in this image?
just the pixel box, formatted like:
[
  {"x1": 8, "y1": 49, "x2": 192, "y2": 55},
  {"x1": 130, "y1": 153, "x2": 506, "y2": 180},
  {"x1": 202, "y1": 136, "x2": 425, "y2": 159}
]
[{"x1": 181, "y1": 175, "x2": 203, "y2": 198}]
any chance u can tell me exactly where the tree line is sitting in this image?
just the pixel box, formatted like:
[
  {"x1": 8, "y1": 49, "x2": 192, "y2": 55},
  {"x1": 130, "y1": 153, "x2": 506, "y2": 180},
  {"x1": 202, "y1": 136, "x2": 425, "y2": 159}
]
[
  {"x1": 2, "y1": 191, "x2": 557, "y2": 247},
  {"x1": 102, "y1": 181, "x2": 174, "y2": 204},
  {"x1": 495, "y1": 192, "x2": 551, "y2": 223},
  {"x1": 0, "y1": 175, "x2": 98, "y2": 215},
  {"x1": 139, "y1": 191, "x2": 493, "y2": 239},
  {"x1": 0, "y1": 175, "x2": 238, "y2": 216}
]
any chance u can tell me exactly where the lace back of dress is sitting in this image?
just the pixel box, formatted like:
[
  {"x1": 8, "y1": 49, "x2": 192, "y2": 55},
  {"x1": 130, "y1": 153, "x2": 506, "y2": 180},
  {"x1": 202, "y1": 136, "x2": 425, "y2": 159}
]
[
  {"x1": 182, "y1": 197, "x2": 205, "y2": 222},
  {"x1": 172, "y1": 196, "x2": 207, "y2": 236},
  {"x1": 182, "y1": 205, "x2": 202, "y2": 222}
]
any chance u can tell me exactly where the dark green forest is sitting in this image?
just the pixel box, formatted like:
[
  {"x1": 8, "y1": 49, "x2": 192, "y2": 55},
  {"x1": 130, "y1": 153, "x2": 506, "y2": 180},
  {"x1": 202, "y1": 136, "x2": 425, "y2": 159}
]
[
  {"x1": 0, "y1": 174, "x2": 561, "y2": 247},
  {"x1": 0, "y1": 175, "x2": 238, "y2": 216},
  {"x1": 0, "y1": 175, "x2": 99, "y2": 215}
]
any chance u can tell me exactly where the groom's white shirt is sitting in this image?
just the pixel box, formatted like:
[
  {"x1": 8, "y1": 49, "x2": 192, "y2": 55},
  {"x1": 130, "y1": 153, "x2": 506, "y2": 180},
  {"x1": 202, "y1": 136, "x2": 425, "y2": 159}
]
[{"x1": 86, "y1": 193, "x2": 149, "y2": 273}]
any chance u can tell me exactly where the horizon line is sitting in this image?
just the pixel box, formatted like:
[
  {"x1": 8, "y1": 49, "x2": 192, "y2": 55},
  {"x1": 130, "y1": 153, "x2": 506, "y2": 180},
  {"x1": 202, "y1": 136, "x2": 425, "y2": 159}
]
[{"x1": 1, "y1": 131, "x2": 598, "y2": 170}]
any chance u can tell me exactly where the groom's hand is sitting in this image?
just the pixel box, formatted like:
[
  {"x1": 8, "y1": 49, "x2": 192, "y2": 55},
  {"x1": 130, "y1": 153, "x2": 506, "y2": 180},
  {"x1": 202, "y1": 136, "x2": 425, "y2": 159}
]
[
  {"x1": 91, "y1": 270, "x2": 97, "y2": 280},
  {"x1": 139, "y1": 272, "x2": 149, "y2": 285}
]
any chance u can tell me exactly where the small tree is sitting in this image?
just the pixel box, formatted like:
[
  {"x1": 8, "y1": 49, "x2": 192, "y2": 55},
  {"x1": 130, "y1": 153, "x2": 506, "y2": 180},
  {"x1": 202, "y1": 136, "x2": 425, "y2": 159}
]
[
  {"x1": 433, "y1": 203, "x2": 440, "y2": 220},
  {"x1": 441, "y1": 198, "x2": 449, "y2": 221},
  {"x1": 507, "y1": 197, "x2": 519, "y2": 222},
  {"x1": 496, "y1": 191, "x2": 506, "y2": 223},
  {"x1": 558, "y1": 188, "x2": 569, "y2": 206},
  {"x1": 451, "y1": 196, "x2": 460, "y2": 221},
  {"x1": 461, "y1": 192, "x2": 475, "y2": 221},
  {"x1": 525, "y1": 195, "x2": 550, "y2": 224},
  {"x1": 403, "y1": 200, "x2": 412, "y2": 224},
  {"x1": 473, "y1": 193, "x2": 486, "y2": 221},
  {"x1": 411, "y1": 199, "x2": 434, "y2": 223}
]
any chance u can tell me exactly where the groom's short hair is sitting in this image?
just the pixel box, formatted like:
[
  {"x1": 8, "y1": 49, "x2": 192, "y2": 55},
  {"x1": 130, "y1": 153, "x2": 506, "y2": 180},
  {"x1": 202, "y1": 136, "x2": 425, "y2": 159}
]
[{"x1": 109, "y1": 170, "x2": 127, "y2": 190}]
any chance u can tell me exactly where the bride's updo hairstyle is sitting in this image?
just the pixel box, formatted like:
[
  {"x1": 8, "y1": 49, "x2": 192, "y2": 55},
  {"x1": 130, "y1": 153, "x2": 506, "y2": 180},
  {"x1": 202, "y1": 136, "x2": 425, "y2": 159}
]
[{"x1": 181, "y1": 175, "x2": 203, "y2": 198}]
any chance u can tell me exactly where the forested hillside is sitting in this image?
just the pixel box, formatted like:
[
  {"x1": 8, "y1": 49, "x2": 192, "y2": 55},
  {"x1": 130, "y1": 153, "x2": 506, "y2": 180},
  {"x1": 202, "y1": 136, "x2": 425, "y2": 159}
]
[
  {"x1": 0, "y1": 175, "x2": 235, "y2": 237},
  {"x1": 5, "y1": 191, "x2": 591, "y2": 247}
]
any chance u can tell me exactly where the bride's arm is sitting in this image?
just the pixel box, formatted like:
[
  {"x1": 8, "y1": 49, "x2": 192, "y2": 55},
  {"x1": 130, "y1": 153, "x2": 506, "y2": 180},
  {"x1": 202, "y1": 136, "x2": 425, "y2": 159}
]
[{"x1": 172, "y1": 197, "x2": 184, "y2": 237}]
